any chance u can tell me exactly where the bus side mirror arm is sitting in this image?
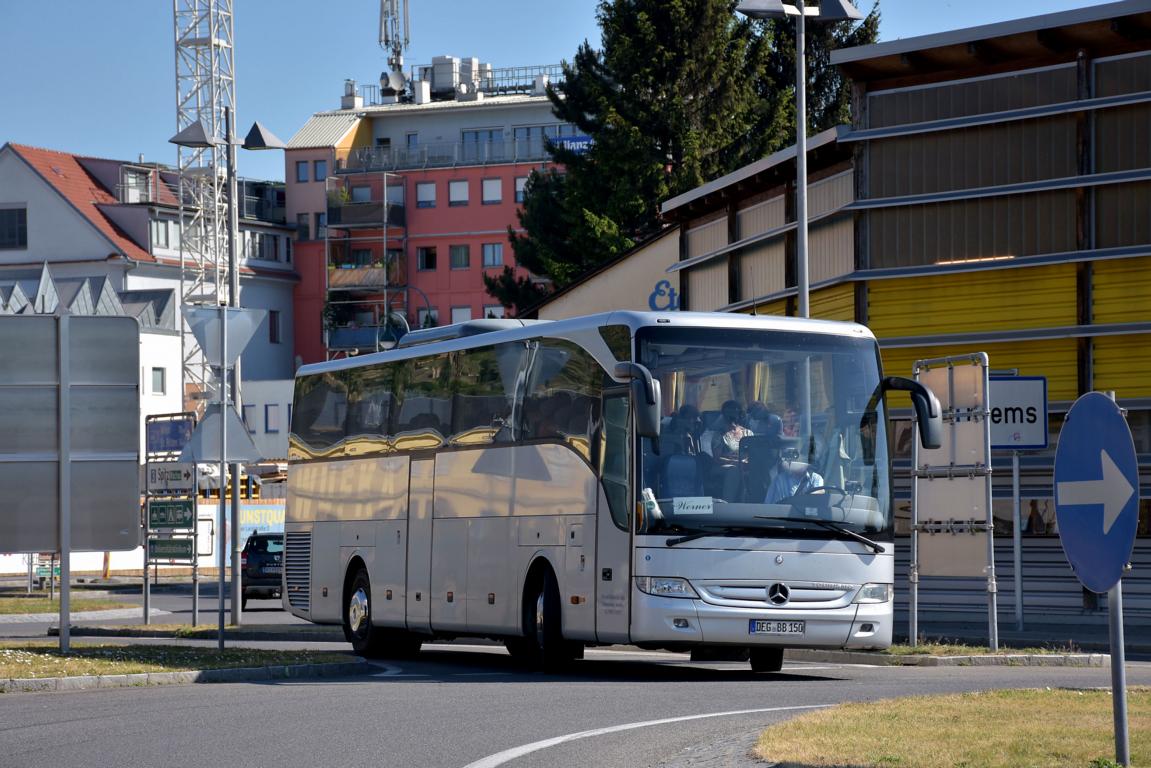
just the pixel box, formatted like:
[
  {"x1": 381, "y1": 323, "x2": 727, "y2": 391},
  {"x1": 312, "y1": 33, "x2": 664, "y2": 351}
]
[
  {"x1": 882, "y1": 376, "x2": 942, "y2": 450},
  {"x1": 614, "y1": 362, "x2": 662, "y2": 445}
]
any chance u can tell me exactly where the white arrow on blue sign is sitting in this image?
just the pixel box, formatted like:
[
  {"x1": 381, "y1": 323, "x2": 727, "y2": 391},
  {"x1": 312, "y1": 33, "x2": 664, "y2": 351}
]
[{"x1": 1053, "y1": 392, "x2": 1140, "y2": 594}]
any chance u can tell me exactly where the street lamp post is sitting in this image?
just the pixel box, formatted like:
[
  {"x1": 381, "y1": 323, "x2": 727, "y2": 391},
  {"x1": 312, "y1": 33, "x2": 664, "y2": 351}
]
[
  {"x1": 170, "y1": 115, "x2": 284, "y2": 642},
  {"x1": 735, "y1": 0, "x2": 862, "y2": 319}
]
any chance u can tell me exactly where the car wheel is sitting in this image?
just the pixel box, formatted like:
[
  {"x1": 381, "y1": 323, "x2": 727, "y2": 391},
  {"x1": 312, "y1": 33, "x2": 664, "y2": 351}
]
[
  {"x1": 750, "y1": 647, "x2": 784, "y2": 673},
  {"x1": 344, "y1": 568, "x2": 421, "y2": 658}
]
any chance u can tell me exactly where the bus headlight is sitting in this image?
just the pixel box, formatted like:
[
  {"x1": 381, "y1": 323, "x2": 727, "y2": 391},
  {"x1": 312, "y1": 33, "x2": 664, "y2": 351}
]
[
  {"x1": 635, "y1": 576, "x2": 698, "y2": 599},
  {"x1": 853, "y1": 583, "x2": 892, "y2": 604}
]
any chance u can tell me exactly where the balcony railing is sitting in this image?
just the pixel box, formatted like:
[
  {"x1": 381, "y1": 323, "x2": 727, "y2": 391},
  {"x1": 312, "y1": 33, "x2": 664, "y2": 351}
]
[
  {"x1": 327, "y1": 200, "x2": 406, "y2": 228},
  {"x1": 342, "y1": 138, "x2": 552, "y2": 173}
]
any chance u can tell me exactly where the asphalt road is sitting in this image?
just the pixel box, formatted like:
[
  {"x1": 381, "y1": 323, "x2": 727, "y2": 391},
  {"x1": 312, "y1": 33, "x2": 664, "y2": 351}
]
[{"x1": 2, "y1": 642, "x2": 1148, "y2": 768}]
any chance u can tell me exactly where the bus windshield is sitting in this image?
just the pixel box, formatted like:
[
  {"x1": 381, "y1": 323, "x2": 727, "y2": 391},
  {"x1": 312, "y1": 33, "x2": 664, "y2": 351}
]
[{"x1": 636, "y1": 326, "x2": 892, "y2": 541}]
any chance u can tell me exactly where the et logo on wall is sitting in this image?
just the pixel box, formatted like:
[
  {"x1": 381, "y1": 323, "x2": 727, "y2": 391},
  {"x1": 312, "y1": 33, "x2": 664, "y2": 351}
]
[{"x1": 648, "y1": 280, "x2": 679, "y2": 311}]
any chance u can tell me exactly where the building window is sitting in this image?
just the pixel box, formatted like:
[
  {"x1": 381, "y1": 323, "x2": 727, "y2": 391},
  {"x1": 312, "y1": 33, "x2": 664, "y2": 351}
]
[
  {"x1": 295, "y1": 161, "x2": 308, "y2": 183},
  {"x1": 268, "y1": 310, "x2": 282, "y2": 344},
  {"x1": 450, "y1": 244, "x2": 470, "y2": 270},
  {"x1": 151, "y1": 220, "x2": 170, "y2": 250},
  {"x1": 296, "y1": 213, "x2": 310, "y2": 241},
  {"x1": 449, "y1": 180, "x2": 469, "y2": 206},
  {"x1": 451, "y1": 306, "x2": 472, "y2": 325},
  {"x1": 352, "y1": 248, "x2": 372, "y2": 266},
  {"x1": 484, "y1": 304, "x2": 505, "y2": 319},
  {"x1": 482, "y1": 242, "x2": 503, "y2": 268},
  {"x1": 151, "y1": 367, "x2": 166, "y2": 396},
  {"x1": 351, "y1": 186, "x2": 371, "y2": 203},
  {"x1": 417, "y1": 246, "x2": 437, "y2": 271},
  {"x1": 285, "y1": 238, "x2": 292, "y2": 263},
  {"x1": 515, "y1": 176, "x2": 529, "y2": 204},
  {"x1": 417, "y1": 307, "x2": 439, "y2": 328},
  {"x1": 316, "y1": 212, "x2": 327, "y2": 239},
  {"x1": 386, "y1": 184, "x2": 405, "y2": 206},
  {"x1": 416, "y1": 182, "x2": 436, "y2": 208},
  {"x1": 265, "y1": 403, "x2": 281, "y2": 434},
  {"x1": 242, "y1": 404, "x2": 256, "y2": 433},
  {"x1": 0, "y1": 208, "x2": 27, "y2": 249},
  {"x1": 314, "y1": 159, "x2": 328, "y2": 181},
  {"x1": 406, "y1": 132, "x2": 419, "y2": 149},
  {"x1": 482, "y1": 178, "x2": 502, "y2": 204}
]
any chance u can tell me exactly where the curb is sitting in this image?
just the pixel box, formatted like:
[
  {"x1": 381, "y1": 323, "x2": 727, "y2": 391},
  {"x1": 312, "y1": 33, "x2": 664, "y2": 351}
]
[
  {"x1": 0, "y1": 660, "x2": 369, "y2": 694},
  {"x1": 786, "y1": 649, "x2": 1108, "y2": 667}
]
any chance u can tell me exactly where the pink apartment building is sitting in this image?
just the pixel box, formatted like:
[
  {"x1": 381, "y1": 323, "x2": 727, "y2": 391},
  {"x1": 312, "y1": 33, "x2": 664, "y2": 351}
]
[{"x1": 286, "y1": 59, "x2": 578, "y2": 363}]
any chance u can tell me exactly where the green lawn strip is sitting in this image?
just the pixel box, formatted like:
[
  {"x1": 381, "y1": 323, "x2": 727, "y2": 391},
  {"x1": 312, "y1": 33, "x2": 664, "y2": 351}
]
[
  {"x1": 884, "y1": 642, "x2": 1082, "y2": 656},
  {"x1": 0, "y1": 641, "x2": 351, "y2": 679},
  {"x1": 0, "y1": 597, "x2": 136, "y2": 615},
  {"x1": 756, "y1": 687, "x2": 1149, "y2": 768},
  {"x1": 71, "y1": 623, "x2": 340, "y2": 639}
]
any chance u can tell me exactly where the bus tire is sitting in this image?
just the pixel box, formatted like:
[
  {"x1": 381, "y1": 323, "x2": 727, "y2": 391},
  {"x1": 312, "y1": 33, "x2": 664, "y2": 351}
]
[
  {"x1": 749, "y1": 647, "x2": 784, "y2": 673},
  {"x1": 346, "y1": 567, "x2": 384, "y2": 657},
  {"x1": 519, "y1": 568, "x2": 580, "y2": 670}
]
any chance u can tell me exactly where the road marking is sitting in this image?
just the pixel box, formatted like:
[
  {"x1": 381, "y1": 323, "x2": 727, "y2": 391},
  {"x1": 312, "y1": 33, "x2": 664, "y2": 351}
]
[{"x1": 461, "y1": 704, "x2": 828, "y2": 768}]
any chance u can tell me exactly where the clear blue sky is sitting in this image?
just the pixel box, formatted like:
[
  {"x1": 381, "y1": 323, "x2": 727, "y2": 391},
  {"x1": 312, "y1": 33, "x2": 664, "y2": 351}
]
[{"x1": 1, "y1": 0, "x2": 1097, "y2": 182}]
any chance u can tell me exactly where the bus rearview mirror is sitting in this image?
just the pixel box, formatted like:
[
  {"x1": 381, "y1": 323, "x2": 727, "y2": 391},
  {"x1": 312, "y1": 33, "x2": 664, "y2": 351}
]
[
  {"x1": 614, "y1": 362, "x2": 662, "y2": 442},
  {"x1": 882, "y1": 376, "x2": 942, "y2": 450}
]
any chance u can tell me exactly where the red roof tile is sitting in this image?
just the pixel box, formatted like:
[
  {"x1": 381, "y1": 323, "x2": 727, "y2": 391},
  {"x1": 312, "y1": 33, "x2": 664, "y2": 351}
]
[{"x1": 8, "y1": 144, "x2": 154, "y2": 262}]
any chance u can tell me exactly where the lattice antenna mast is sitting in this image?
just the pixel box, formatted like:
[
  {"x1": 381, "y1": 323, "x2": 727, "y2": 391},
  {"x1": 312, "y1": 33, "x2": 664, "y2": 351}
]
[{"x1": 173, "y1": 0, "x2": 235, "y2": 409}]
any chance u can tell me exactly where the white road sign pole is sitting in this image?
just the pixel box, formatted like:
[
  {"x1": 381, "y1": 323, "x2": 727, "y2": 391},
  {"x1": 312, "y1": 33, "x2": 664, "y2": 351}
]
[
  {"x1": 1110, "y1": 580, "x2": 1130, "y2": 766},
  {"x1": 58, "y1": 316, "x2": 71, "y2": 655}
]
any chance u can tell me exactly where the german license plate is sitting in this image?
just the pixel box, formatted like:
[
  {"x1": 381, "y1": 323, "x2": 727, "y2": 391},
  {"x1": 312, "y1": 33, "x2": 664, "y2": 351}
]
[
  {"x1": 749, "y1": 619, "x2": 805, "y2": 635},
  {"x1": 261, "y1": 566, "x2": 280, "y2": 574}
]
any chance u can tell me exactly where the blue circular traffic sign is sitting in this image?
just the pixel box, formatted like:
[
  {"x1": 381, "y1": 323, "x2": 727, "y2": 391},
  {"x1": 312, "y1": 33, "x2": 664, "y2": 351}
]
[{"x1": 1053, "y1": 392, "x2": 1140, "y2": 594}]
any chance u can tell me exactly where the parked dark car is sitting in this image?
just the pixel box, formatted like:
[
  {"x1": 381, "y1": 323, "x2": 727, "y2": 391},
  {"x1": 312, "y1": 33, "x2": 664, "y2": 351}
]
[{"x1": 240, "y1": 532, "x2": 283, "y2": 608}]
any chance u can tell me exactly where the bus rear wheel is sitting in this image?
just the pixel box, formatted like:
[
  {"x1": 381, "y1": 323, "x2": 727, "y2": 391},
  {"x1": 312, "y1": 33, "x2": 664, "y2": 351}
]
[
  {"x1": 750, "y1": 647, "x2": 784, "y2": 673},
  {"x1": 514, "y1": 569, "x2": 581, "y2": 670}
]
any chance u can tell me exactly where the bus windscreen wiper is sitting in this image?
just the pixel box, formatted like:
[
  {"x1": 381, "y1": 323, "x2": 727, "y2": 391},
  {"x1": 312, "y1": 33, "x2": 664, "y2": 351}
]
[
  {"x1": 665, "y1": 523, "x2": 786, "y2": 548},
  {"x1": 754, "y1": 516, "x2": 886, "y2": 554}
]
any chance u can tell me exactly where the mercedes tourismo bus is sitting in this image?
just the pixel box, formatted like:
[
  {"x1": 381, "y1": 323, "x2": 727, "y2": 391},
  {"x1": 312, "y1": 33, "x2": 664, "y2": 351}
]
[{"x1": 284, "y1": 311, "x2": 940, "y2": 671}]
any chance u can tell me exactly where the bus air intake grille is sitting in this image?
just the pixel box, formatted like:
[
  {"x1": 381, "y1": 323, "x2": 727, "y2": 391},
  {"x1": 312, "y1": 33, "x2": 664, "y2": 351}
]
[{"x1": 285, "y1": 531, "x2": 312, "y2": 612}]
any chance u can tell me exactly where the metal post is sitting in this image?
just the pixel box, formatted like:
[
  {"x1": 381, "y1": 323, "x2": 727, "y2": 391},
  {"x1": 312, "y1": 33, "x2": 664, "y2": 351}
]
[
  {"x1": 794, "y1": 3, "x2": 809, "y2": 319},
  {"x1": 1109, "y1": 582, "x2": 1130, "y2": 766},
  {"x1": 1012, "y1": 451, "x2": 1023, "y2": 630},
  {"x1": 981, "y1": 357, "x2": 999, "y2": 652},
  {"x1": 57, "y1": 315, "x2": 71, "y2": 654},
  {"x1": 217, "y1": 306, "x2": 228, "y2": 651},
  {"x1": 909, "y1": 367, "x2": 920, "y2": 647},
  {"x1": 143, "y1": 506, "x2": 150, "y2": 625},
  {"x1": 191, "y1": 511, "x2": 199, "y2": 627},
  {"x1": 26, "y1": 554, "x2": 33, "y2": 594},
  {"x1": 226, "y1": 106, "x2": 243, "y2": 627}
]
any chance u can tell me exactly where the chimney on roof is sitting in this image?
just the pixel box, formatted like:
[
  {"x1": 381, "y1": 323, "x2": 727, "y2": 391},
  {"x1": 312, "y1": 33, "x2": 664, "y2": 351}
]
[{"x1": 341, "y1": 79, "x2": 364, "y2": 110}]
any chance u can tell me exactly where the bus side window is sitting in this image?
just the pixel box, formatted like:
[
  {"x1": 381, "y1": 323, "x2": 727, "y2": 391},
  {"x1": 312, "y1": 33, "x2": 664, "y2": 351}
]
[
  {"x1": 600, "y1": 394, "x2": 630, "y2": 531},
  {"x1": 292, "y1": 371, "x2": 348, "y2": 456}
]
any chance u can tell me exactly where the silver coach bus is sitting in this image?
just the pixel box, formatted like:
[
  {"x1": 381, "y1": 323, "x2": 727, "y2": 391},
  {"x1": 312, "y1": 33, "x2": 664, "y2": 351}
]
[{"x1": 284, "y1": 311, "x2": 940, "y2": 671}]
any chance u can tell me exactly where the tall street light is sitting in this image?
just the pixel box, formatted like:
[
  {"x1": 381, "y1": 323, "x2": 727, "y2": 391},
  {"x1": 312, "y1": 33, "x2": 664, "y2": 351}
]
[
  {"x1": 171, "y1": 114, "x2": 284, "y2": 640},
  {"x1": 735, "y1": 0, "x2": 862, "y2": 319}
]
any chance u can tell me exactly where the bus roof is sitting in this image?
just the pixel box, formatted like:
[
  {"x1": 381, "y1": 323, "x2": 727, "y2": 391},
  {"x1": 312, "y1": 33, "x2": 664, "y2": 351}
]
[{"x1": 296, "y1": 311, "x2": 876, "y2": 379}]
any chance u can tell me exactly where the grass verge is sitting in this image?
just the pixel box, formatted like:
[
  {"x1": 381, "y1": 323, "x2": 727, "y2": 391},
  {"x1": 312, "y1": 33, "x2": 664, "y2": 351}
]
[
  {"x1": 756, "y1": 687, "x2": 1149, "y2": 767},
  {"x1": 0, "y1": 641, "x2": 351, "y2": 679},
  {"x1": 0, "y1": 597, "x2": 136, "y2": 615},
  {"x1": 884, "y1": 641, "x2": 1083, "y2": 656}
]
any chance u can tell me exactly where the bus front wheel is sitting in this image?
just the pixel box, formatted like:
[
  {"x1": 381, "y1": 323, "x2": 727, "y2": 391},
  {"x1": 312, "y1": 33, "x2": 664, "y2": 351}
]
[
  {"x1": 513, "y1": 569, "x2": 581, "y2": 669},
  {"x1": 750, "y1": 647, "x2": 784, "y2": 673}
]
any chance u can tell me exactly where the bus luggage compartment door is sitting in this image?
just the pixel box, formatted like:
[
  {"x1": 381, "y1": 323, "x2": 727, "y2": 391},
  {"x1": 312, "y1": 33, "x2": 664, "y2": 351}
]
[{"x1": 406, "y1": 458, "x2": 435, "y2": 634}]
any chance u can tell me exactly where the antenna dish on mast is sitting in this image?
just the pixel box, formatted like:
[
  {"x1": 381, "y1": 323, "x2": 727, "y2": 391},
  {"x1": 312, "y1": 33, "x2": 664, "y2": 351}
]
[{"x1": 379, "y1": 0, "x2": 410, "y2": 96}]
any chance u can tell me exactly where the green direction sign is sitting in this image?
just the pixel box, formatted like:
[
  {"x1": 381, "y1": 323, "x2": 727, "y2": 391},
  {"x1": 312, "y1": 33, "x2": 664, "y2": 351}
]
[
  {"x1": 147, "y1": 537, "x2": 195, "y2": 562},
  {"x1": 148, "y1": 498, "x2": 195, "y2": 529}
]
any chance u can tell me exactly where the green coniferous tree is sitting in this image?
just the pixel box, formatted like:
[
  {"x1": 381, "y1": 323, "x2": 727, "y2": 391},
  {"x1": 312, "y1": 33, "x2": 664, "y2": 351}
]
[{"x1": 489, "y1": 0, "x2": 879, "y2": 315}]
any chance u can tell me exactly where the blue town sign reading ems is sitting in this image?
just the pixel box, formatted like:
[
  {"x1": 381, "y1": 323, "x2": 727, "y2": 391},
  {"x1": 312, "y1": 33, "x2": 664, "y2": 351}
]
[{"x1": 1053, "y1": 392, "x2": 1140, "y2": 594}]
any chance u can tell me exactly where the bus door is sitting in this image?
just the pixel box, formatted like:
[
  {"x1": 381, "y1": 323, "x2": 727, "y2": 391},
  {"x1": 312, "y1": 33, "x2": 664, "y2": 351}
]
[
  {"x1": 406, "y1": 457, "x2": 435, "y2": 634},
  {"x1": 595, "y1": 390, "x2": 632, "y2": 643}
]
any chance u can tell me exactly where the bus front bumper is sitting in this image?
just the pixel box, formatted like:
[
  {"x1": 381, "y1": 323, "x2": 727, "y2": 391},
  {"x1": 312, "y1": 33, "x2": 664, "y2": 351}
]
[{"x1": 630, "y1": 593, "x2": 892, "y2": 650}]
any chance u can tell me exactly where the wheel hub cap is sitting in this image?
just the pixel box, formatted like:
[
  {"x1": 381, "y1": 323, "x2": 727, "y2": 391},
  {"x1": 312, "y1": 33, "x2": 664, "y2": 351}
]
[{"x1": 349, "y1": 588, "x2": 369, "y2": 633}]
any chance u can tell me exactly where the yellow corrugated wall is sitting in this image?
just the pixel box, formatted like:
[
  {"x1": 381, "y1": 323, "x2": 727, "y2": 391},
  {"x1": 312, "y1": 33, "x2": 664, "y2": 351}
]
[
  {"x1": 867, "y1": 264, "x2": 1077, "y2": 337},
  {"x1": 737, "y1": 298, "x2": 789, "y2": 316},
  {"x1": 1093, "y1": 257, "x2": 1151, "y2": 324},
  {"x1": 880, "y1": 338, "x2": 1079, "y2": 402},
  {"x1": 1093, "y1": 334, "x2": 1151, "y2": 397},
  {"x1": 810, "y1": 283, "x2": 855, "y2": 322}
]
